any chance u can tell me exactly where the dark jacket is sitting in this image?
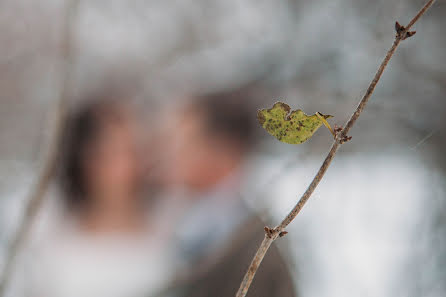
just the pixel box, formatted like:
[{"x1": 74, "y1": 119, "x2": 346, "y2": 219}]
[{"x1": 178, "y1": 216, "x2": 297, "y2": 297}]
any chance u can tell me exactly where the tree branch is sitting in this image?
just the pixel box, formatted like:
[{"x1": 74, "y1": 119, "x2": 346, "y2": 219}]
[
  {"x1": 236, "y1": 1, "x2": 436, "y2": 296},
  {"x1": 0, "y1": 1, "x2": 80, "y2": 295}
]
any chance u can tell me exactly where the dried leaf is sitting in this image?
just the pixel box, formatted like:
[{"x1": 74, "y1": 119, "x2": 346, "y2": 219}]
[{"x1": 257, "y1": 102, "x2": 333, "y2": 144}]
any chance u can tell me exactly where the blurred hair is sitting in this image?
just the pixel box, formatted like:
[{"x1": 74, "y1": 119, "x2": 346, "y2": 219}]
[
  {"x1": 190, "y1": 86, "x2": 259, "y2": 150},
  {"x1": 58, "y1": 96, "x2": 129, "y2": 209}
]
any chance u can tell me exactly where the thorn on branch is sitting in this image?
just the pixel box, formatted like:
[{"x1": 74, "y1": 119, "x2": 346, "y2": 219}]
[{"x1": 395, "y1": 21, "x2": 416, "y2": 40}]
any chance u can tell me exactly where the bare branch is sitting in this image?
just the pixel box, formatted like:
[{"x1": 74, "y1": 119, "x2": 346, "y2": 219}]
[
  {"x1": 0, "y1": 0, "x2": 80, "y2": 295},
  {"x1": 236, "y1": 1, "x2": 436, "y2": 296}
]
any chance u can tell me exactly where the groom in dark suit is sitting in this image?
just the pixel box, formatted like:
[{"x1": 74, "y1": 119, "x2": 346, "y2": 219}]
[{"x1": 162, "y1": 86, "x2": 297, "y2": 297}]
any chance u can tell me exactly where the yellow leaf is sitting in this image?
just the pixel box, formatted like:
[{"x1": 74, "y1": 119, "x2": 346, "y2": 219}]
[{"x1": 257, "y1": 102, "x2": 334, "y2": 144}]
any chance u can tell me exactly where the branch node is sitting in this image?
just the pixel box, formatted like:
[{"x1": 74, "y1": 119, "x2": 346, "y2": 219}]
[
  {"x1": 395, "y1": 21, "x2": 417, "y2": 40},
  {"x1": 333, "y1": 125, "x2": 352, "y2": 144},
  {"x1": 264, "y1": 226, "x2": 274, "y2": 238}
]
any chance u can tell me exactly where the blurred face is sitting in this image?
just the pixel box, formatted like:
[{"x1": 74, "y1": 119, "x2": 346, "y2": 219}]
[
  {"x1": 83, "y1": 109, "x2": 142, "y2": 205},
  {"x1": 163, "y1": 108, "x2": 241, "y2": 192}
]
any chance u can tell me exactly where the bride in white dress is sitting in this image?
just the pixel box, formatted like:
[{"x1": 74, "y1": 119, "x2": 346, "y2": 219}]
[{"x1": 7, "y1": 98, "x2": 173, "y2": 297}]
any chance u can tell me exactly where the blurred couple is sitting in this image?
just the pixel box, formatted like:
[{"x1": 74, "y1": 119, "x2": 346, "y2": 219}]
[{"x1": 8, "y1": 86, "x2": 296, "y2": 297}]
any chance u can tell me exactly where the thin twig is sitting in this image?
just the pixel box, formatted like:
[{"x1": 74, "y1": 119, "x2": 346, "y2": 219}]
[
  {"x1": 0, "y1": 0, "x2": 79, "y2": 295},
  {"x1": 236, "y1": 1, "x2": 436, "y2": 296},
  {"x1": 411, "y1": 129, "x2": 436, "y2": 150}
]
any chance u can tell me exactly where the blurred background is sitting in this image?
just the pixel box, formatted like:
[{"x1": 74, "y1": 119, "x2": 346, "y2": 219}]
[{"x1": 0, "y1": 0, "x2": 445, "y2": 297}]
